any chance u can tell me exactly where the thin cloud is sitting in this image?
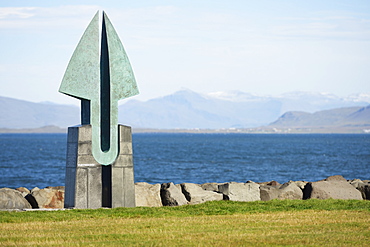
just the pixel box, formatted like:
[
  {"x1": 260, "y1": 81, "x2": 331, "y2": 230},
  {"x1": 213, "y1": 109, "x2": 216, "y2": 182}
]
[
  {"x1": 0, "y1": 5, "x2": 101, "y2": 29},
  {"x1": 0, "y1": 7, "x2": 36, "y2": 19},
  {"x1": 273, "y1": 12, "x2": 370, "y2": 41}
]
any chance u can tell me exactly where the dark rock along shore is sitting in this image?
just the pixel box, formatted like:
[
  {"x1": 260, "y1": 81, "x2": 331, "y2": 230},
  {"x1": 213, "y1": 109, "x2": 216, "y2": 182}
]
[{"x1": 1, "y1": 175, "x2": 369, "y2": 210}]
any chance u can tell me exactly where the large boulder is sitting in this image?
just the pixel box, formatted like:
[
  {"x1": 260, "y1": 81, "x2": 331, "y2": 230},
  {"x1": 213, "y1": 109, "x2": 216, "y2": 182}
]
[
  {"x1": 180, "y1": 183, "x2": 223, "y2": 205},
  {"x1": 31, "y1": 187, "x2": 65, "y2": 208},
  {"x1": 303, "y1": 175, "x2": 363, "y2": 200},
  {"x1": 278, "y1": 181, "x2": 303, "y2": 200},
  {"x1": 218, "y1": 182, "x2": 260, "y2": 201},
  {"x1": 260, "y1": 181, "x2": 303, "y2": 201},
  {"x1": 260, "y1": 185, "x2": 280, "y2": 201},
  {"x1": 135, "y1": 182, "x2": 162, "y2": 207},
  {"x1": 160, "y1": 183, "x2": 188, "y2": 206},
  {"x1": 0, "y1": 188, "x2": 31, "y2": 209}
]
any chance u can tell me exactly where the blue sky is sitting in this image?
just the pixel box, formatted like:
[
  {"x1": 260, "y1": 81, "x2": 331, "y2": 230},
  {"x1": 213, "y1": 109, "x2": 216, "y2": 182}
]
[{"x1": 1, "y1": 0, "x2": 370, "y2": 105}]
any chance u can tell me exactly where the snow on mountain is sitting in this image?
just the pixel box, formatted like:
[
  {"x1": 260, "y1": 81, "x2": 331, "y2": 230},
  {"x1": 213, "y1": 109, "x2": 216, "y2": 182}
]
[
  {"x1": 206, "y1": 90, "x2": 370, "y2": 104},
  {"x1": 205, "y1": 91, "x2": 266, "y2": 102},
  {"x1": 344, "y1": 93, "x2": 370, "y2": 103},
  {"x1": 278, "y1": 91, "x2": 340, "y2": 100},
  {"x1": 205, "y1": 90, "x2": 370, "y2": 114}
]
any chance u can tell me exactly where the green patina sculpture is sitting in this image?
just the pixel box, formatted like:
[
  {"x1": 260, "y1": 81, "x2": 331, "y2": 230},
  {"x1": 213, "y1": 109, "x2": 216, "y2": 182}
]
[{"x1": 59, "y1": 11, "x2": 139, "y2": 165}]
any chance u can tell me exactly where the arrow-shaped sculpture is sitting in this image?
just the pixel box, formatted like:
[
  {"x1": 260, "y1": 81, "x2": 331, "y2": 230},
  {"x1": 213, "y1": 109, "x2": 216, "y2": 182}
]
[{"x1": 59, "y1": 11, "x2": 139, "y2": 165}]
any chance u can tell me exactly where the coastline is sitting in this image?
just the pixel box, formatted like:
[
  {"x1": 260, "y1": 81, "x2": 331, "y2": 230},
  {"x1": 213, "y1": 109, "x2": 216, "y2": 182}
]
[{"x1": 1, "y1": 125, "x2": 369, "y2": 134}]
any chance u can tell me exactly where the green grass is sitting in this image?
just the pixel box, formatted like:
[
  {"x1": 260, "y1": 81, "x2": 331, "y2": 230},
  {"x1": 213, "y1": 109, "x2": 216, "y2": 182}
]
[
  {"x1": 0, "y1": 200, "x2": 369, "y2": 246},
  {"x1": 1, "y1": 199, "x2": 369, "y2": 223}
]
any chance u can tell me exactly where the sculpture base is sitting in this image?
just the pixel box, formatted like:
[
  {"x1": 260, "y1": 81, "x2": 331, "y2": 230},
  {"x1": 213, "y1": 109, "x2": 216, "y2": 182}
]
[{"x1": 64, "y1": 124, "x2": 135, "y2": 209}]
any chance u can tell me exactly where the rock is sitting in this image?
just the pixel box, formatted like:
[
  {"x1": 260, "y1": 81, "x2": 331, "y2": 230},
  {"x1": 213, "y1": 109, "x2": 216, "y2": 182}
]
[
  {"x1": 160, "y1": 183, "x2": 188, "y2": 206},
  {"x1": 278, "y1": 182, "x2": 303, "y2": 200},
  {"x1": 47, "y1": 186, "x2": 65, "y2": 191},
  {"x1": 180, "y1": 183, "x2": 223, "y2": 205},
  {"x1": 350, "y1": 179, "x2": 370, "y2": 200},
  {"x1": 349, "y1": 178, "x2": 363, "y2": 184},
  {"x1": 32, "y1": 187, "x2": 65, "y2": 208},
  {"x1": 303, "y1": 176, "x2": 363, "y2": 200},
  {"x1": 175, "y1": 184, "x2": 182, "y2": 191},
  {"x1": 15, "y1": 187, "x2": 30, "y2": 197},
  {"x1": 260, "y1": 185, "x2": 280, "y2": 201},
  {"x1": 357, "y1": 184, "x2": 370, "y2": 200},
  {"x1": 258, "y1": 181, "x2": 281, "y2": 187},
  {"x1": 0, "y1": 188, "x2": 31, "y2": 209},
  {"x1": 218, "y1": 182, "x2": 260, "y2": 202},
  {"x1": 201, "y1": 183, "x2": 219, "y2": 192},
  {"x1": 260, "y1": 182, "x2": 303, "y2": 201},
  {"x1": 135, "y1": 182, "x2": 162, "y2": 207},
  {"x1": 291, "y1": 181, "x2": 308, "y2": 190},
  {"x1": 349, "y1": 179, "x2": 364, "y2": 190},
  {"x1": 30, "y1": 187, "x2": 40, "y2": 193},
  {"x1": 323, "y1": 175, "x2": 347, "y2": 182}
]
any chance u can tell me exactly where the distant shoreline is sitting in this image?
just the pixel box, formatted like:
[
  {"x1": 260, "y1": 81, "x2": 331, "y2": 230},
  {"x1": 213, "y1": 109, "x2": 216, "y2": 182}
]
[
  {"x1": 1, "y1": 125, "x2": 369, "y2": 134},
  {"x1": 0, "y1": 126, "x2": 67, "y2": 134}
]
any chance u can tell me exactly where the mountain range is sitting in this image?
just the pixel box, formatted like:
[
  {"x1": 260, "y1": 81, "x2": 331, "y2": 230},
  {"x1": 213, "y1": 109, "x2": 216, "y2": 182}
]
[
  {"x1": 1, "y1": 90, "x2": 370, "y2": 131},
  {"x1": 0, "y1": 96, "x2": 79, "y2": 129},
  {"x1": 266, "y1": 105, "x2": 370, "y2": 133}
]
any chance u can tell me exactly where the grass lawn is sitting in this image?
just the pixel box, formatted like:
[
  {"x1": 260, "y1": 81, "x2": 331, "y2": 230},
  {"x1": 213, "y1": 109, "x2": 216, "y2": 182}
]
[{"x1": 0, "y1": 200, "x2": 369, "y2": 246}]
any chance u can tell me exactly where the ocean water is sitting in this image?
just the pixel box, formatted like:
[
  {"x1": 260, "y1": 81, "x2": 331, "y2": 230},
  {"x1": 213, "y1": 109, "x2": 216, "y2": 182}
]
[{"x1": 0, "y1": 133, "x2": 369, "y2": 189}]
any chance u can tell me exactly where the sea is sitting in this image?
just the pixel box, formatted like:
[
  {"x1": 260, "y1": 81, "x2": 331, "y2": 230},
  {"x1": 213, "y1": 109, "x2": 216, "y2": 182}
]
[{"x1": 0, "y1": 133, "x2": 369, "y2": 189}]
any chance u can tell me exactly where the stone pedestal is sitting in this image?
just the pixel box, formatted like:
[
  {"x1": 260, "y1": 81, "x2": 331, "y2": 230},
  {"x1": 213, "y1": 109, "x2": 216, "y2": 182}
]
[
  {"x1": 111, "y1": 125, "x2": 136, "y2": 208},
  {"x1": 64, "y1": 124, "x2": 135, "y2": 209}
]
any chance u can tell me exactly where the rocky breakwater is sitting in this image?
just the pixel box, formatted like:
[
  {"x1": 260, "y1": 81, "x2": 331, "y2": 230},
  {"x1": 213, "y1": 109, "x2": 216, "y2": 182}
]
[
  {"x1": 0, "y1": 186, "x2": 65, "y2": 210},
  {"x1": 1, "y1": 175, "x2": 369, "y2": 210}
]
